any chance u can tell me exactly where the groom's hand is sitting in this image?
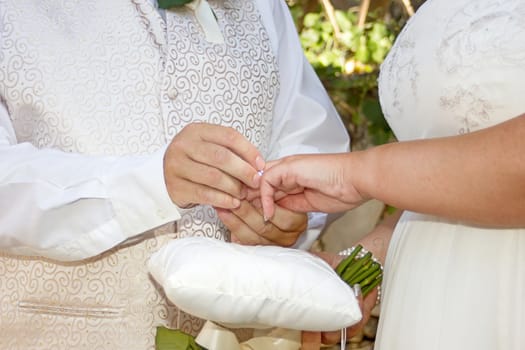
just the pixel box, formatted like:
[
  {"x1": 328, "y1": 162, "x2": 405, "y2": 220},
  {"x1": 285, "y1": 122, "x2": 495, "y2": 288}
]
[
  {"x1": 216, "y1": 198, "x2": 307, "y2": 247},
  {"x1": 163, "y1": 123, "x2": 265, "y2": 209}
]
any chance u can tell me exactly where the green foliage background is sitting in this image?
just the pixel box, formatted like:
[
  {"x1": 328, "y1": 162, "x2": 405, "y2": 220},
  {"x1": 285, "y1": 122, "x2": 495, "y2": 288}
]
[{"x1": 288, "y1": 2, "x2": 404, "y2": 149}]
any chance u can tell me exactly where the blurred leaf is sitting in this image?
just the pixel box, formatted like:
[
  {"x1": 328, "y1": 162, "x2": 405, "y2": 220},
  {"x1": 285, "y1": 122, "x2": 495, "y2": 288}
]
[
  {"x1": 355, "y1": 36, "x2": 369, "y2": 63},
  {"x1": 369, "y1": 127, "x2": 392, "y2": 145},
  {"x1": 300, "y1": 28, "x2": 320, "y2": 47},
  {"x1": 362, "y1": 98, "x2": 393, "y2": 145},
  {"x1": 303, "y1": 12, "x2": 321, "y2": 28},
  {"x1": 335, "y1": 10, "x2": 353, "y2": 32},
  {"x1": 320, "y1": 21, "x2": 333, "y2": 34},
  {"x1": 339, "y1": 31, "x2": 354, "y2": 48},
  {"x1": 361, "y1": 98, "x2": 388, "y2": 128},
  {"x1": 288, "y1": 2, "x2": 400, "y2": 147},
  {"x1": 156, "y1": 327, "x2": 208, "y2": 350}
]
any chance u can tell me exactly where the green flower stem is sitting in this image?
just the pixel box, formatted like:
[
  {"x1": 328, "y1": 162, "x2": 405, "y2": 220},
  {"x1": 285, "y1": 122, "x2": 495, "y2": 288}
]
[
  {"x1": 361, "y1": 276, "x2": 382, "y2": 296},
  {"x1": 348, "y1": 262, "x2": 380, "y2": 285},
  {"x1": 359, "y1": 269, "x2": 382, "y2": 287},
  {"x1": 341, "y1": 252, "x2": 372, "y2": 281},
  {"x1": 335, "y1": 245, "x2": 363, "y2": 275}
]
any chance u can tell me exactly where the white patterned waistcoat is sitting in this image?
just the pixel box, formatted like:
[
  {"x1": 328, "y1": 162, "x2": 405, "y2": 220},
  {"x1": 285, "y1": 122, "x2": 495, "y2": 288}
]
[{"x1": 0, "y1": 1, "x2": 278, "y2": 348}]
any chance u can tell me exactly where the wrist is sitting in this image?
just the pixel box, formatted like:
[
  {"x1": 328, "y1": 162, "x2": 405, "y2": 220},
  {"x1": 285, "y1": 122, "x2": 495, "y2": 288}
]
[{"x1": 344, "y1": 150, "x2": 376, "y2": 203}]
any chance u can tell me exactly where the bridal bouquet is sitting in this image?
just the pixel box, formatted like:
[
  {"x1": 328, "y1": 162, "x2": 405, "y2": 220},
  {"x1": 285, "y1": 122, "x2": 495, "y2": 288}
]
[{"x1": 335, "y1": 244, "x2": 383, "y2": 297}]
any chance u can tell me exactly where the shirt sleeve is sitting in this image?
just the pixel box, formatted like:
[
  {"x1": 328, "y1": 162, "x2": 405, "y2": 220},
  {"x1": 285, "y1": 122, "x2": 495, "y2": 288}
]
[
  {"x1": 256, "y1": 0, "x2": 351, "y2": 249},
  {"x1": 0, "y1": 103, "x2": 182, "y2": 261}
]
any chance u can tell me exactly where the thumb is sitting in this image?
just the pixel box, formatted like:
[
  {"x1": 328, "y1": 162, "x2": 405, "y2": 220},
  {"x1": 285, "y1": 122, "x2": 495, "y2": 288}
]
[{"x1": 347, "y1": 284, "x2": 365, "y2": 338}]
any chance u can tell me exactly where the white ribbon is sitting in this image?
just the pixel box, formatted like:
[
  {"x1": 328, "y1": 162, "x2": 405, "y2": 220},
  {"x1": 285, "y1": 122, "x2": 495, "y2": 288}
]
[
  {"x1": 185, "y1": 0, "x2": 224, "y2": 44},
  {"x1": 195, "y1": 321, "x2": 302, "y2": 350}
]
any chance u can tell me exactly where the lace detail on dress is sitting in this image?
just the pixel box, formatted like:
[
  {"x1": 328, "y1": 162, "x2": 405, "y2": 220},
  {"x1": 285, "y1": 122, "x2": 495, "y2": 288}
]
[
  {"x1": 439, "y1": 85, "x2": 494, "y2": 134},
  {"x1": 378, "y1": 0, "x2": 525, "y2": 140},
  {"x1": 436, "y1": 0, "x2": 525, "y2": 133},
  {"x1": 378, "y1": 25, "x2": 418, "y2": 122},
  {"x1": 437, "y1": 0, "x2": 525, "y2": 74},
  {"x1": 374, "y1": 2, "x2": 525, "y2": 349}
]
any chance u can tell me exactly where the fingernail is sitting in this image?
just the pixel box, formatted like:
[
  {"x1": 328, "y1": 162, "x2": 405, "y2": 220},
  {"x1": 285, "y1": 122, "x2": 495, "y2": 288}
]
[
  {"x1": 353, "y1": 284, "x2": 362, "y2": 297},
  {"x1": 252, "y1": 173, "x2": 261, "y2": 187},
  {"x1": 255, "y1": 156, "x2": 265, "y2": 171},
  {"x1": 232, "y1": 198, "x2": 240, "y2": 208}
]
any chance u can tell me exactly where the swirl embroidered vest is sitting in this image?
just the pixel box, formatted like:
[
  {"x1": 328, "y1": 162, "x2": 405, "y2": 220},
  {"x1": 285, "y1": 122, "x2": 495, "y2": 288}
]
[{"x1": 0, "y1": 1, "x2": 278, "y2": 349}]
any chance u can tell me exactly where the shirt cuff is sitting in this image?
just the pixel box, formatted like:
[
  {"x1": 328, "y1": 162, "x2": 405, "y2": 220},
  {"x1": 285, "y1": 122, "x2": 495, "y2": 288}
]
[{"x1": 103, "y1": 145, "x2": 182, "y2": 239}]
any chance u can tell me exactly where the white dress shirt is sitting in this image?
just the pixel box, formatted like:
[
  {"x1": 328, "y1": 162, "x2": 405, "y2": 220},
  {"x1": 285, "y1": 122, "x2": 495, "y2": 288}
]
[{"x1": 0, "y1": 0, "x2": 349, "y2": 260}]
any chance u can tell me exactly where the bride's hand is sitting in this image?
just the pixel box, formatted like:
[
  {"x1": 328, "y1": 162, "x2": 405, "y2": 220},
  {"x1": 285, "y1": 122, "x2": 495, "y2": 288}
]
[
  {"x1": 318, "y1": 287, "x2": 378, "y2": 345},
  {"x1": 301, "y1": 252, "x2": 379, "y2": 347},
  {"x1": 259, "y1": 154, "x2": 367, "y2": 220}
]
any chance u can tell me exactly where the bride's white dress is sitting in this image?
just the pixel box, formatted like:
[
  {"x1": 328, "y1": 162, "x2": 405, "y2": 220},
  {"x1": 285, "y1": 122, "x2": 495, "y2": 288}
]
[{"x1": 376, "y1": 0, "x2": 525, "y2": 349}]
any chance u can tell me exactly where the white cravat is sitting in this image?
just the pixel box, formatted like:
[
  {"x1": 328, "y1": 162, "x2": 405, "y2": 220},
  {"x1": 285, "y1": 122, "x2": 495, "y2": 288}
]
[{"x1": 184, "y1": 0, "x2": 224, "y2": 44}]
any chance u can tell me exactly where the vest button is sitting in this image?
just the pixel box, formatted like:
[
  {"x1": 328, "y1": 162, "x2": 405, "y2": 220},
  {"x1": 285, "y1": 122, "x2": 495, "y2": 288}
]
[{"x1": 167, "y1": 88, "x2": 178, "y2": 100}]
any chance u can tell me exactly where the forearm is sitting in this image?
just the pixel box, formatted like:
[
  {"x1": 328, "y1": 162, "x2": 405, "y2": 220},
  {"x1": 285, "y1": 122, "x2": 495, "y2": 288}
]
[
  {"x1": 353, "y1": 114, "x2": 525, "y2": 227},
  {"x1": 0, "y1": 143, "x2": 181, "y2": 260}
]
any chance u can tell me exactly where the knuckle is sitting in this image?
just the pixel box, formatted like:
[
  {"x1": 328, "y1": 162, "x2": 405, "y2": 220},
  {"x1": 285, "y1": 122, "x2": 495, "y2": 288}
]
[
  {"x1": 244, "y1": 167, "x2": 256, "y2": 183},
  {"x1": 196, "y1": 186, "x2": 212, "y2": 204},
  {"x1": 212, "y1": 147, "x2": 228, "y2": 163},
  {"x1": 224, "y1": 126, "x2": 239, "y2": 143},
  {"x1": 206, "y1": 167, "x2": 223, "y2": 184},
  {"x1": 258, "y1": 223, "x2": 272, "y2": 236},
  {"x1": 169, "y1": 134, "x2": 191, "y2": 153},
  {"x1": 232, "y1": 201, "x2": 249, "y2": 217},
  {"x1": 259, "y1": 224, "x2": 282, "y2": 242},
  {"x1": 167, "y1": 137, "x2": 182, "y2": 152}
]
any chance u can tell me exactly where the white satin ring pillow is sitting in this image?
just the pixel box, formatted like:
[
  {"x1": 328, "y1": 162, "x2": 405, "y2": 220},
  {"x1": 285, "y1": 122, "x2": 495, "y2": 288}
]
[{"x1": 148, "y1": 237, "x2": 361, "y2": 331}]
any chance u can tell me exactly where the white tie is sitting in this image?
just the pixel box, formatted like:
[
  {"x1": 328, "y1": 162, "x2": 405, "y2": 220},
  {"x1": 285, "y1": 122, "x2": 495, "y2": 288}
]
[{"x1": 185, "y1": 0, "x2": 224, "y2": 44}]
